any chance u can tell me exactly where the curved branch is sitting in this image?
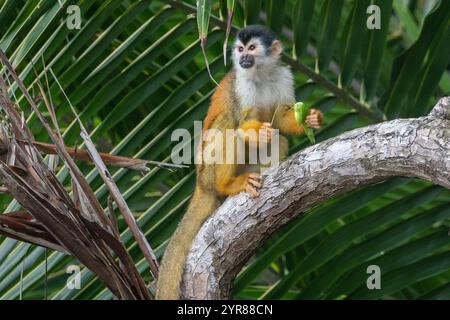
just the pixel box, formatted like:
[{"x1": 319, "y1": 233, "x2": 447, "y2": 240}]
[{"x1": 181, "y1": 97, "x2": 450, "y2": 299}]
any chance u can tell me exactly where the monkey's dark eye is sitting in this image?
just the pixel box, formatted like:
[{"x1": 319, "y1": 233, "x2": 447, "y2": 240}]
[
  {"x1": 249, "y1": 45, "x2": 255, "y2": 50},
  {"x1": 238, "y1": 46, "x2": 244, "y2": 52}
]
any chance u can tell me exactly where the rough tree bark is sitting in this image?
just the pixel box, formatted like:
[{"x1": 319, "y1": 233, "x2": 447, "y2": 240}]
[{"x1": 181, "y1": 97, "x2": 450, "y2": 299}]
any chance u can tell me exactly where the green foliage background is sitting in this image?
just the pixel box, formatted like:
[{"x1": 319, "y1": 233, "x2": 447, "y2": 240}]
[{"x1": 0, "y1": 0, "x2": 449, "y2": 299}]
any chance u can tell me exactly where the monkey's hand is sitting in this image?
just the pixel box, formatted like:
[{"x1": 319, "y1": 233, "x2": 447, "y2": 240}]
[
  {"x1": 305, "y1": 109, "x2": 323, "y2": 129},
  {"x1": 240, "y1": 121, "x2": 274, "y2": 145},
  {"x1": 246, "y1": 173, "x2": 262, "y2": 198}
]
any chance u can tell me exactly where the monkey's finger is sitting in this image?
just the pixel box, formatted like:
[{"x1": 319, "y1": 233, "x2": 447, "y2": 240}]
[
  {"x1": 306, "y1": 116, "x2": 321, "y2": 125},
  {"x1": 245, "y1": 184, "x2": 253, "y2": 196},
  {"x1": 312, "y1": 109, "x2": 324, "y2": 122},
  {"x1": 306, "y1": 119, "x2": 321, "y2": 127},
  {"x1": 259, "y1": 131, "x2": 272, "y2": 144},
  {"x1": 248, "y1": 173, "x2": 261, "y2": 181},
  {"x1": 306, "y1": 119, "x2": 320, "y2": 126},
  {"x1": 265, "y1": 131, "x2": 273, "y2": 142},
  {"x1": 306, "y1": 114, "x2": 320, "y2": 121},
  {"x1": 259, "y1": 135, "x2": 267, "y2": 144},
  {"x1": 246, "y1": 185, "x2": 260, "y2": 198},
  {"x1": 306, "y1": 121, "x2": 320, "y2": 129},
  {"x1": 252, "y1": 187, "x2": 260, "y2": 198},
  {"x1": 248, "y1": 177, "x2": 262, "y2": 188},
  {"x1": 262, "y1": 122, "x2": 273, "y2": 128},
  {"x1": 260, "y1": 127, "x2": 273, "y2": 135},
  {"x1": 305, "y1": 122, "x2": 320, "y2": 129}
]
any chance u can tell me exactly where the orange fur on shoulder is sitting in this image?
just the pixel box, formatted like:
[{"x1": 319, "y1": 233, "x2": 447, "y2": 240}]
[{"x1": 203, "y1": 72, "x2": 233, "y2": 134}]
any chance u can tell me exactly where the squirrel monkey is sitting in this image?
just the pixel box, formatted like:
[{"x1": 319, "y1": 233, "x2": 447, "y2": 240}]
[{"x1": 156, "y1": 25, "x2": 323, "y2": 299}]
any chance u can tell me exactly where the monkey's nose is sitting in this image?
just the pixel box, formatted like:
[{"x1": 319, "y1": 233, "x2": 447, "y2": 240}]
[{"x1": 239, "y1": 55, "x2": 255, "y2": 69}]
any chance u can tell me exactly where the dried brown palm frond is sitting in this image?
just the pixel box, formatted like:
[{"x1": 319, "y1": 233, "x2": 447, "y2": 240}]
[
  {"x1": 0, "y1": 210, "x2": 65, "y2": 253},
  {"x1": 0, "y1": 50, "x2": 155, "y2": 300}
]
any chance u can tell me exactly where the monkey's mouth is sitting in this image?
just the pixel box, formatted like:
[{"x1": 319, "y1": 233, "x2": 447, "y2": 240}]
[
  {"x1": 240, "y1": 62, "x2": 254, "y2": 69},
  {"x1": 239, "y1": 56, "x2": 255, "y2": 69}
]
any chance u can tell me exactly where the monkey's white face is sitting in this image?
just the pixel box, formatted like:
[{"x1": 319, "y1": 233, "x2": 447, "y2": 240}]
[{"x1": 232, "y1": 38, "x2": 281, "y2": 71}]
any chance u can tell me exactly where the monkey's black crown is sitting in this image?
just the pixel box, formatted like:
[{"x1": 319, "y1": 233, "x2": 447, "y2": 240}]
[{"x1": 237, "y1": 25, "x2": 277, "y2": 48}]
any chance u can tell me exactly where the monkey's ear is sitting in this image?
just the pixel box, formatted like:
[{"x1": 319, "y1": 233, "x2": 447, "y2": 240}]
[{"x1": 271, "y1": 40, "x2": 283, "y2": 56}]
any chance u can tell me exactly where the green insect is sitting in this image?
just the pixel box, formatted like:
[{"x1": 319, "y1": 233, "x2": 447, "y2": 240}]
[{"x1": 293, "y1": 102, "x2": 315, "y2": 144}]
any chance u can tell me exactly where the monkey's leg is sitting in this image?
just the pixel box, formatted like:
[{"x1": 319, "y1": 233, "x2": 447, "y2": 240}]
[{"x1": 215, "y1": 163, "x2": 262, "y2": 198}]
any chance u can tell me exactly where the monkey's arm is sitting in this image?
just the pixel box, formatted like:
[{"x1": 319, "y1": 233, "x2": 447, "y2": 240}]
[
  {"x1": 273, "y1": 105, "x2": 304, "y2": 135},
  {"x1": 273, "y1": 105, "x2": 323, "y2": 135}
]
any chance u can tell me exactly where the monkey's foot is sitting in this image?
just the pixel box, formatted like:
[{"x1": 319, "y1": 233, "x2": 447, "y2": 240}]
[{"x1": 246, "y1": 173, "x2": 262, "y2": 198}]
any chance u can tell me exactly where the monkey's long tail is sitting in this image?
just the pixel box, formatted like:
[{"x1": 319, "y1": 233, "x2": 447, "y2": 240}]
[{"x1": 156, "y1": 186, "x2": 219, "y2": 300}]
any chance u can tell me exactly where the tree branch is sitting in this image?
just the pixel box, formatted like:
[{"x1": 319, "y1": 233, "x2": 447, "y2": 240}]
[{"x1": 181, "y1": 96, "x2": 450, "y2": 299}]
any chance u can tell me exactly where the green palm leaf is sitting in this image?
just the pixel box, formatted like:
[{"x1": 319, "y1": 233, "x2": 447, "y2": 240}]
[{"x1": 0, "y1": 0, "x2": 448, "y2": 300}]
